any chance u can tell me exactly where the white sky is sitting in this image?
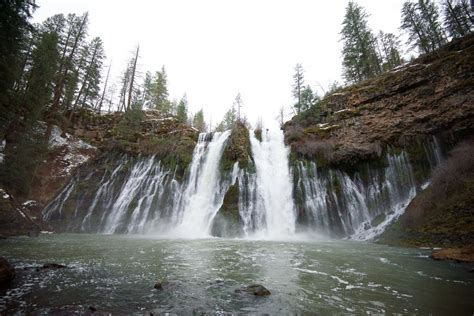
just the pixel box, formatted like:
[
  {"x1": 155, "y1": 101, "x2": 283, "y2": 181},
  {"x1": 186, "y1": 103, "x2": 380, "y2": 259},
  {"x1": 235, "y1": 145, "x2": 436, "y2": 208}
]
[{"x1": 33, "y1": 0, "x2": 407, "y2": 127}]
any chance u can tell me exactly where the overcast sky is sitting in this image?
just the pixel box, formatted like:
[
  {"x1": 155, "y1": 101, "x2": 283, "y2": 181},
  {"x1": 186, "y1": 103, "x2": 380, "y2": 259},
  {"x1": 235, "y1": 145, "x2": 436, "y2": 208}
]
[{"x1": 33, "y1": 0, "x2": 407, "y2": 127}]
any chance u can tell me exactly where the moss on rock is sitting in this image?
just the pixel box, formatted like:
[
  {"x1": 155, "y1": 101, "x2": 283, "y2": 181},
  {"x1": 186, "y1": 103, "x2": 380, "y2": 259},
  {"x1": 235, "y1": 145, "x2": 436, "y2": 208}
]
[{"x1": 211, "y1": 181, "x2": 242, "y2": 237}]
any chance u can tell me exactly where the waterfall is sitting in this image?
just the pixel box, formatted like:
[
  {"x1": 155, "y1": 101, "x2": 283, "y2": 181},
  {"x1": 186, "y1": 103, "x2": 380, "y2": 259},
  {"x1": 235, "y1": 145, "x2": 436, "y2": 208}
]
[
  {"x1": 243, "y1": 127, "x2": 296, "y2": 238},
  {"x1": 173, "y1": 131, "x2": 231, "y2": 238},
  {"x1": 294, "y1": 139, "x2": 442, "y2": 240},
  {"x1": 42, "y1": 123, "x2": 443, "y2": 241}
]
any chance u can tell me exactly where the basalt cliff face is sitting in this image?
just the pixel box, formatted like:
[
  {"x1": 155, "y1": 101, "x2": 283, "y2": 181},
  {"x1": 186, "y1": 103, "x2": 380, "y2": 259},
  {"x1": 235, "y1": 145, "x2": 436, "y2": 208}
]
[{"x1": 283, "y1": 34, "x2": 473, "y2": 248}]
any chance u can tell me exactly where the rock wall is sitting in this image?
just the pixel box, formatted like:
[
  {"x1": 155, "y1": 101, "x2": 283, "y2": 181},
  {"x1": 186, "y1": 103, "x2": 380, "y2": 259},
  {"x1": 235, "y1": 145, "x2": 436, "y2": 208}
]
[{"x1": 284, "y1": 34, "x2": 474, "y2": 167}]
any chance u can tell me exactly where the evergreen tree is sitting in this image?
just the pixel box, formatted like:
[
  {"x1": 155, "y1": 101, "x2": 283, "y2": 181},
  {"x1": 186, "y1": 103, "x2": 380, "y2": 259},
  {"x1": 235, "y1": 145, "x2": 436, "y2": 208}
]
[
  {"x1": 443, "y1": 0, "x2": 472, "y2": 38},
  {"x1": 193, "y1": 109, "x2": 206, "y2": 132},
  {"x1": 377, "y1": 31, "x2": 404, "y2": 71},
  {"x1": 1, "y1": 30, "x2": 59, "y2": 194},
  {"x1": 401, "y1": 0, "x2": 446, "y2": 53},
  {"x1": 340, "y1": 1, "x2": 381, "y2": 83},
  {"x1": 149, "y1": 66, "x2": 170, "y2": 112},
  {"x1": 418, "y1": 0, "x2": 447, "y2": 50},
  {"x1": 292, "y1": 63, "x2": 305, "y2": 114},
  {"x1": 401, "y1": 1, "x2": 430, "y2": 53},
  {"x1": 300, "y1": 85, "x2": 316, "y2": 112},
  {"x1": 44, "y1": 12, "x2": 89, "y2": 140},
  {"x1": 0, "y1": 0, "x2": 37, "y2": 138},
  {"x1": 176, "y1": 94, "x2": 188, "y2": 123},
  {"x1": 216, "y1": 103, "x2": 237, "y2": 131},
  {"x1": 72, "y1": 37, "x2": 105, "y2": 112}
]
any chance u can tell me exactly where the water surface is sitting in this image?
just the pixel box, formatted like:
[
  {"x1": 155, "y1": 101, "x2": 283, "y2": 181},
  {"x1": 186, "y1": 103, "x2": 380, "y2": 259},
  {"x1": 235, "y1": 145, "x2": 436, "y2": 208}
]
[{"x1": 1, "y1": 234, "x2": 473, "y2": 314}]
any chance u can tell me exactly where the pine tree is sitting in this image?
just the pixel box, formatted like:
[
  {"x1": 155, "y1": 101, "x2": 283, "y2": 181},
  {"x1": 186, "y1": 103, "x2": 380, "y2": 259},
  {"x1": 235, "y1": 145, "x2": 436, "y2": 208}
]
[
  {"x1": 443, "y1": 0, "x2": 472, "y2": 38},
  {"x1": 340, "y1": 1, "x2": 381, "y2": 84},
  {"x1": 176, "y1": 94, "x2": 188, "y2": 123},
  {"x1": 0, "y1": 0, "x2": 37, "y2": 138},
  {"x1": 300, "y1": 85, "x2": 315, "y2": 112},
  {"x1": 72, "y1": 37, "x2": 105, "y2": 112},
  {"x1": 401, "y1": 0, "x2": 447, "y2": 53},
  {"x1": 193, "y1": 109, "x2": 206, "y2": 132},
  {"x1": 377, "y1": 31, "x2": 404, "y2": 71},
  {"x1": 44, "y1": 12, "x2": 89, "y2": 140},
  {"x1": 1, "y1": 30, "x2": 59, "y2": 194},
  {"x1": 216, "y1": 102, "x2": 237, "y2": 131},
  {"x1": 418, "y1": 0, "x2": 446, "y2": 50},
  {"x1": 149, "y1": 66, "x2": 170, "y2": 112},
  {"x1": 292, "y1": 63, "x2": 305, "y2": 114}
]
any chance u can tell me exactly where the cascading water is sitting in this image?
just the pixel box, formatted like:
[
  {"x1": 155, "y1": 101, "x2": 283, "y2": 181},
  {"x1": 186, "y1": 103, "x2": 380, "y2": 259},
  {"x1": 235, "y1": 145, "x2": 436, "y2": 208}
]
[
  {"x1": 43, "y1": 121, "x2": 443, "y2": 241},
  {"x1": 42, "y1": 132, "x2": 232, "y2": 237},
  {"x1": 173, "y1": 131, "x2": 231, "y2": 238},
  {"x1": 293, "y1": 138, "x2": 443, "y2": 240},
  {"x1": 240, "y1": 127, "x2": 296, "y2": 238}
]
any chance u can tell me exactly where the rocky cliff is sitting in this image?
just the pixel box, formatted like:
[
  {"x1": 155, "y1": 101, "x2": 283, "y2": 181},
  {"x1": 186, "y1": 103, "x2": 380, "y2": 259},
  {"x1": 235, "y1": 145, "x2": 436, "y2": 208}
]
[{"x1": 284, "y1": 34, "x2": 474, "y2": 167}]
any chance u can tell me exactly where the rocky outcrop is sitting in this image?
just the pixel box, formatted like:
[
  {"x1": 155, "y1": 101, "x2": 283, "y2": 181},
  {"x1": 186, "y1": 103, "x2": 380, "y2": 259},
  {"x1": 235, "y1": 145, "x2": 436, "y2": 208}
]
[
  {"x1": 69, "y1": 108, "x2": 199, "y2": 175},
  {"x1": 284, "y1": 34, "x2": 474, "y2": 167},
  {"x1": 0, "y1": 188, "x2": 44, "y2": 237}
]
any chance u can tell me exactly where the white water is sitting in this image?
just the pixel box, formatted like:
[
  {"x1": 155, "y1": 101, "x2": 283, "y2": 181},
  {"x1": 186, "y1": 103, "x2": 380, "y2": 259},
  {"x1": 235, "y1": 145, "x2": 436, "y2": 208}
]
[
  {"x1": 246, "y1": 126, "x2": 296, "y2": 238},
  {"x1": 173, "y1": 131, "x2": 231, "y2": 238}
]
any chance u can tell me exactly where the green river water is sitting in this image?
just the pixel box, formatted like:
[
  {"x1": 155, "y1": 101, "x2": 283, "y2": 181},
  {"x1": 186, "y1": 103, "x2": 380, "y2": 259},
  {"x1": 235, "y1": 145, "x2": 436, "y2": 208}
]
[{"x1": 1, "y1": 234, "x2": 473, "y2": 314}]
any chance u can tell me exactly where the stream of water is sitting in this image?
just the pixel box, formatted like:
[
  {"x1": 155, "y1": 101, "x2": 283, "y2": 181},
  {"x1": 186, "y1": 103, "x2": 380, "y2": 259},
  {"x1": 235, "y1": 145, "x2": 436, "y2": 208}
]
[{"x1": 1, "y1": 234, "x2": 472, "y2": 314}]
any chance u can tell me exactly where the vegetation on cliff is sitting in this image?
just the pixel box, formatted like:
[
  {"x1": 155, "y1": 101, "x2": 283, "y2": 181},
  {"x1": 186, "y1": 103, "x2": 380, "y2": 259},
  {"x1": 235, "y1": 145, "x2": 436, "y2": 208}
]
[{"x1": 221, "y1": 121, "x2": 251, "y2": 172}]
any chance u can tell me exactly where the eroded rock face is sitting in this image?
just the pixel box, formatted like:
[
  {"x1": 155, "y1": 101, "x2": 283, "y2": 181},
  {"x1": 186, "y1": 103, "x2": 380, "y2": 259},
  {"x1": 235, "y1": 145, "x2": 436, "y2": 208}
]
[
  {"x1": 0, "y1": 257, "x2": 15, "y2": 285},
  {"x1": 284, "y1": 34, "x2": 474, "y2": 167}
]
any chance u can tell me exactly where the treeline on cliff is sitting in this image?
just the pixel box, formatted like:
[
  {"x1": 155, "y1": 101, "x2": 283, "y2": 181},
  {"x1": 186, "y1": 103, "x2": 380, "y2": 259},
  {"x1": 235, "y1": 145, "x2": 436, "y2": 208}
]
[
  {"x1": 288, "y1": 0, "x2": 472, "y2": 118},
  {"x1": 0, "y1": 1, "x2": 210, "y2": 196}
]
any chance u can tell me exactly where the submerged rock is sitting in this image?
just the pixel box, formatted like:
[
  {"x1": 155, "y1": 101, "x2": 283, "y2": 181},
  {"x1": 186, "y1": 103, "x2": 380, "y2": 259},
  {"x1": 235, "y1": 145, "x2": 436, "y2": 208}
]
[
  {"x1": 24, "y1": 263, "x2": 69, "y2": 272},
  {"x1": 41, "y1": 263, "x2": 68, "y2": 269},
  {"x1": 154, "y1": 279, "x2": 176, "y2": 291},
  {"x1": 236, "y1": 284, "x2": 271, "y2": 296},
  {"x1": 0, "y1": 257, "x2": 15, "y2": 285}
]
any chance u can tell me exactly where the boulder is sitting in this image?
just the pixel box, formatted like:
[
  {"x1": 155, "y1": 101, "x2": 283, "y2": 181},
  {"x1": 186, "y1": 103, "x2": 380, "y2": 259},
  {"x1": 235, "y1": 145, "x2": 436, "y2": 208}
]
[
  {"x1": 236, "y1": 284, "x2": 271, "y2": 296},
  {"x1": 154, "y1": 280, "x2": 167, "y2": 290},
  {"x1": 0, "y1": 257, "x2": 15, "y2": 285}
]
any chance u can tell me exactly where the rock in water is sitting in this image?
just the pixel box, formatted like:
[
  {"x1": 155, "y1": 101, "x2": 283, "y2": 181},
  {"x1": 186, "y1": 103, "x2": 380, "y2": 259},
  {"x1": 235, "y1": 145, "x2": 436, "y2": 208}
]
[
  {"x1": 237, "y1": 284, "x2": 271, "y2": 296},
  {"x1": 154, "y1": 280, "x2": 169, "y2": 290},
  {"x1": 0, "y1": 257, "x2": 15, "y2": 285}
]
